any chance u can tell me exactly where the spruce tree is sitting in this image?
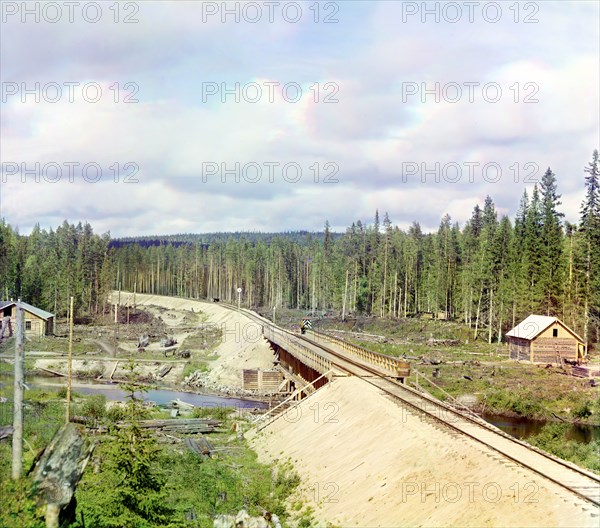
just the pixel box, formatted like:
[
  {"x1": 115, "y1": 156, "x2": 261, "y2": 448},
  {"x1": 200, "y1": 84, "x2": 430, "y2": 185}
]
[
  {"x1": 539, "y1": 168, "x2": 564, "y2": 315},
  {"x1": 580, "y1": 150, "x2": 600, "y2": 346}
]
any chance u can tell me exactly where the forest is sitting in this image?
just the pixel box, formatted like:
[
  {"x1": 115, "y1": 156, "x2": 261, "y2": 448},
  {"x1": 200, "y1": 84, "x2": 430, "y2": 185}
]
[{"x1": 1, "y1": 150, "x2": 599, "y2": 346}]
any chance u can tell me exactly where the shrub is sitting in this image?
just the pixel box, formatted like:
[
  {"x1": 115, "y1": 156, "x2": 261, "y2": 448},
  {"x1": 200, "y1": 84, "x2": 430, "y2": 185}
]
[
  {"x1": 106, "y1": 404, "x2": 127, "y2": 422},
  {"x1": 80, "y1": 394, "x2": 107, "y2": 422},
  {"x1": 192, "y1": 405, "x2": 233, "y2": 420},
  {"x1": 572, "y1": 401, "x2": 593, "y2": 419}
]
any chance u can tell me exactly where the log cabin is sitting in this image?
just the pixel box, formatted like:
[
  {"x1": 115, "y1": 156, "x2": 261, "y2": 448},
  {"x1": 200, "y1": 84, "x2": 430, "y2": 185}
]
[
  {"x1": 505, "y1": 315, "x2": 586, "y2": 365},
  {"x1": 0, "y1": 300, "x2": 54, "y2": 338}
]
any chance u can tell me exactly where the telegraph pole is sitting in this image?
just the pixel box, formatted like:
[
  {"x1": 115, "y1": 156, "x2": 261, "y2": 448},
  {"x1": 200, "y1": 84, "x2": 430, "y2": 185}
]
[
  {"x1": 66, "y1": 296, "x2": 74, "y2": 423},
  {"x1": 12, "y1": 300, "x2": 24, "y2": 480}
]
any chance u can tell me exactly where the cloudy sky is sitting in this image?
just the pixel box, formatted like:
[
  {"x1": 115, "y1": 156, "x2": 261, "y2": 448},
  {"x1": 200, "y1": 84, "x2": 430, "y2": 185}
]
[{"x1": 1, "y1": 0, "x2": 598, "y2": 237}]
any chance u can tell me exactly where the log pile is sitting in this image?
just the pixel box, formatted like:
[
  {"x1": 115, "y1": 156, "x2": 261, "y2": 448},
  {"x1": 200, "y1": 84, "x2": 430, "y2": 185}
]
[
  {"x1": 121, "y1": 418, "x2": 221, "y2": 434},
  {"x1": 77, "y1": 417, "x2": 222, "y2": 434},
  {"x1": 571, "y1": 364, "x2": 600, "y2": 378}
]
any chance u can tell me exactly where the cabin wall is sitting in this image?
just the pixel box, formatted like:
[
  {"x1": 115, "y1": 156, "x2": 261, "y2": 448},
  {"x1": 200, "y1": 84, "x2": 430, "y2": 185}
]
[
  {"x1": 2, "y1": 310, "x2": 49, "y2": 338},
  {"x1": 531, "y1": 322, "x2": 581, "y2": 363},
  {"x1": 508, "y1": 337, "x2": 530, "y2": 361},
  {"x1": 531, "y1": 337, "x2": 578, "y2": 363}
]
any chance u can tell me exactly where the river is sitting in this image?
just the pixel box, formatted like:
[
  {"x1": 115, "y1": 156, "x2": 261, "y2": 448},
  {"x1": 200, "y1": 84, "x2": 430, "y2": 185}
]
[
  {"x1": 482, "y1": 412, "x2": 599, "y2": 443},
  {"x1": 1, "y1": 374, "x2": 268, "y2": 410}
]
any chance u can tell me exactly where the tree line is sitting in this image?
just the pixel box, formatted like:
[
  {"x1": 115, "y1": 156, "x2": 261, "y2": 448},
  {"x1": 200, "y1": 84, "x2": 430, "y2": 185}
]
[{"x1": 1, "y1": 151, "x2": 598, "y2": 345}]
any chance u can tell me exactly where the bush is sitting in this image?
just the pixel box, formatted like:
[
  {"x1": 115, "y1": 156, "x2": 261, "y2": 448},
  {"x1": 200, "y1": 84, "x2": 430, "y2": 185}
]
[
  {"x1": 572, "y1": 401, "x2": 593, "y2": 419},
  {"x1": 192, "y1": 405, "x2": 233, "y2": 420},
  {"x1": 106, "y1": 404, "x2": 127, "y2": 422},
  {"x1": 80, "y1": 394, "x2": 107, "y2": 422},
  {"x1": 0, "y1": 478, "x2": 46, "y2": 528},
  {"x1": 528, "y1": 423, "x2": 600, "y2": 473}
]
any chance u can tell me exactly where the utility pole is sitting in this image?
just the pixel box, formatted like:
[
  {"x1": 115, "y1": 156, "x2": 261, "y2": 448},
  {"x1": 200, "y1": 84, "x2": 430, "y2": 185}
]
[
  {"x1": 66, "y1": 296, "x2": 74, "y2": 423},
  {"x1": 12, "y1": 300, "x2": 24, "y2": 480},
  {"x1": 237, "y1": 287, "x2": 242, "y2": 311}
]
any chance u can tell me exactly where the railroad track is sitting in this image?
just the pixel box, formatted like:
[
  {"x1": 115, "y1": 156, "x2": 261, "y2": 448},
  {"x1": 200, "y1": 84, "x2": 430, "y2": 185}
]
[{"x1": 220, "y1": 302, "x2": 600, "y2": 509}]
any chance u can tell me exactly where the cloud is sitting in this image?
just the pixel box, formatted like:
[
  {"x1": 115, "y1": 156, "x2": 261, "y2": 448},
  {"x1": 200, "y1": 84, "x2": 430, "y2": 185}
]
[{"x1": 1, "y1": 1, "x2": 598, "y2": 236}]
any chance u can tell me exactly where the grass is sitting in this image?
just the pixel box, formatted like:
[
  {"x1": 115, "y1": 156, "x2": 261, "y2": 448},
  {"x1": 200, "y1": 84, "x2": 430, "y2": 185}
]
[
  {"x1": 527, "y1": 423, "x2": 600, "y2": 473},
  {"x1": 179, "y1": 325, "x2": 222, "y2": 354},
  {"x1": 408, "y1": 361, "x2": 600, "y2": 424},
  {"x1": 182, "y1": 359, "x2": 209, "y2": 379}
]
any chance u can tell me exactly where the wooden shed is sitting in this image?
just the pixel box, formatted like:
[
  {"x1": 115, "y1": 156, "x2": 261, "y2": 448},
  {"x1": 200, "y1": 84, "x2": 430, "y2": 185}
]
[
  {"x1": 505, "y1": 315, "x2": 586, "y2": 365},
  {"x1": 0, "y1": 301, "x2": 54, "y2": 338}
]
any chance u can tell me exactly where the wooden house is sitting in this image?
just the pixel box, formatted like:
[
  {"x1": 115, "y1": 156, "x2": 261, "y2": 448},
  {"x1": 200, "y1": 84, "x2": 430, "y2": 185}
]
[
  {"x1": 0, "y1": 301, "x2": 54, "y2": 338},
  {"x1": 505, "y1": 315, "x2": 586, "y2": 364}
]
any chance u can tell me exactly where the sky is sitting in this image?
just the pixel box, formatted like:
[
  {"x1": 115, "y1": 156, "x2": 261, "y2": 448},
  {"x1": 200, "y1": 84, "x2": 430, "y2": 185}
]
[{"x1": 0, "y1": 0, "x2": 598, "y2": 237}]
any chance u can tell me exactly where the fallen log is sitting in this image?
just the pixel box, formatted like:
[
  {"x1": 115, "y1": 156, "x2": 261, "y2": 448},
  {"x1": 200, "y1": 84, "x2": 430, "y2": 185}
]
[
  {"x1": 171, "y1": 398, "x2": 194, "y2": 409},
  {"x1": 39, "y1": 367, "x2": 66, "y2": 377},
  {"x1": 157, "y1": 365, "x2": 173, "y2": 378},
  {"x1": 185, "y1": 435, "x2": 213, "y2": 457}
]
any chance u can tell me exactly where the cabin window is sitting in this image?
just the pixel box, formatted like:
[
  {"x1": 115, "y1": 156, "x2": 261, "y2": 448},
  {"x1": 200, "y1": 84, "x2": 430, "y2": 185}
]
[
  {"x1": 552, "y1": 328, "x2": 558, "y2": 337},
  {"x1": 25, "y1": 321, "x2": 31, "y2": 330}
]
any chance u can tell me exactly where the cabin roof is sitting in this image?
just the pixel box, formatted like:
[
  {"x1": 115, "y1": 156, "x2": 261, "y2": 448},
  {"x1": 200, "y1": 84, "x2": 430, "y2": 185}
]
[
  {"x1": 0, "y1": 301, "x2": 54, "y2": 320},
  {"x1": 505, "y1": 314, "x2": 584, "y2": 342}
]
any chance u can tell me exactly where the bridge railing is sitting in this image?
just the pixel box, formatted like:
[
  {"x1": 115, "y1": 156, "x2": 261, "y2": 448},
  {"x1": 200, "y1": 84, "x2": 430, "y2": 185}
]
[
  {"x1": 263, "y1": 325, "x2": 333, "y2": 378},
  {"x1": 310, "y1": 329, "x2": 410, "y2": 378}
]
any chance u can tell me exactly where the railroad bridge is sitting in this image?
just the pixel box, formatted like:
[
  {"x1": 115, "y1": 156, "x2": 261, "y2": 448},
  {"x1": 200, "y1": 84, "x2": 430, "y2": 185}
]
[
  {"x1": 261, "y1": 321, "x2": 410, "y2": 397},
  {"x1": 228, "y1": 304, "x2": 600, "y2": 527}
]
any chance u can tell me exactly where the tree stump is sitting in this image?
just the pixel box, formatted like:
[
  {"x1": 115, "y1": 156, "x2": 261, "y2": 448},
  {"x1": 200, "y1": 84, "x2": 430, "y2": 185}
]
[{"x1": 31, "y1": 423, "x2": 94, "y2": 528}]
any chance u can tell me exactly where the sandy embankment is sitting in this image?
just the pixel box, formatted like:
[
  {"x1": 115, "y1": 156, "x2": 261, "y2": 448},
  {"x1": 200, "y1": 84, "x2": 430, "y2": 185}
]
[
  {"x1": 109, "y1": 293, "x2": 275, "y2": 389},
  {"x1": 248, "y1": 376, "x2": 598, "y2": 528}
]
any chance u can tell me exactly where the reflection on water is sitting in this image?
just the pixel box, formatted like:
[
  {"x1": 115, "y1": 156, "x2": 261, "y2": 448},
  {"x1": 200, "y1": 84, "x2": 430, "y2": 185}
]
[
  {"x1": 5, "y1": 375, "x2": 268, "y2": 409},
  {"x1": 483, "y1": 413, "x2": 599, "y2": 444}
]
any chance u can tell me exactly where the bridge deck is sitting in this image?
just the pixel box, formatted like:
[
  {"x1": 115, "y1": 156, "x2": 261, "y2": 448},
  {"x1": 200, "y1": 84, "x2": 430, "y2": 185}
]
[{"x1": 263, "y1": 325, "x2": 346, "y2": 377}]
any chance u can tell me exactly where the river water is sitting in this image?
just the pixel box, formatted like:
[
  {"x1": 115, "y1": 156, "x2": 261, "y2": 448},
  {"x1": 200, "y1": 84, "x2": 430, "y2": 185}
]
[
  {"x1": 482, "y1": 412, "x2": 599, "y2": 443},
  {"x1": 1, "y1": 374, "x2": 267, "y2": 410}
]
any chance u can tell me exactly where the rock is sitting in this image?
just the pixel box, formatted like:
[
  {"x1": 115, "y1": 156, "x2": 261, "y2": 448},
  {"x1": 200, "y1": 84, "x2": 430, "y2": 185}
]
[
  {"x1": 235, "y1": 510, "x2": 251, "y2": 525},
  {"x1": 137, "y1": 335, "x2": 150, "y2": 348},
  {"x1": 160, "y1": 337, "x2": 177, "y2": 347}
]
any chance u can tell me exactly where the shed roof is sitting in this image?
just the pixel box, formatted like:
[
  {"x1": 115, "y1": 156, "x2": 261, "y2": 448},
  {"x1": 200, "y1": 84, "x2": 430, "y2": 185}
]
[
  {"x1": 0, "y1": 301, "x2": 54, "y2": 320},
  {"x1": 505, "y1": 314, "x2": 584, "y2": 342}
]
